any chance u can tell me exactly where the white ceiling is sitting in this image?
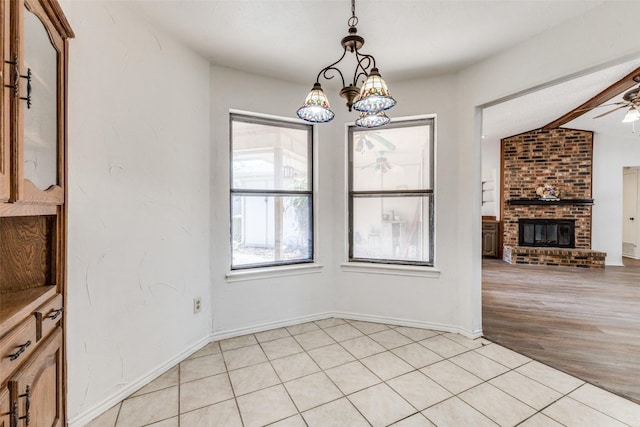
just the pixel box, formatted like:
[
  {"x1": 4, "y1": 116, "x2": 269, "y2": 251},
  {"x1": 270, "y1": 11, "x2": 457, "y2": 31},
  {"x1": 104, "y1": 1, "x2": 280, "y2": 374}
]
[
  {"x1": 129, "y1": 0, "x2": 605, "y2": 83},
  {"x1": 128, "y1": 0, "x2": 639, "y2": 139}
]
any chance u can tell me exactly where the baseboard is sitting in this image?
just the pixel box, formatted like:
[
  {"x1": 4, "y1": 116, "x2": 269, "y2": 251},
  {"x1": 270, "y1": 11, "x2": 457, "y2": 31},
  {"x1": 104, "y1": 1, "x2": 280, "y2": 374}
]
[
  {"x1": 333, "y1": 311, "x2": 483, "y2": 339},
  {"x1": 209, "y1": 311, "x2": 482, "y2": 341},
  {"x1": 67, "y1": 334, "x2": 211, "y2": 427},
  {"x1": 209, "y1": 312, "x2": 334, "y2": 341}
]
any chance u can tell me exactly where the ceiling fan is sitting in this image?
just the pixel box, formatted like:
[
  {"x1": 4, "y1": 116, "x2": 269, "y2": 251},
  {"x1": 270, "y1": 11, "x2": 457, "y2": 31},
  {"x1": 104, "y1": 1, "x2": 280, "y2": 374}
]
[
  {"x1": 592, "y1": 84, "x2": 640, "y2": 122},
  {"x1": 359, "y1": 151, "x2": 400, "y2": 174},
  {"x1": 543, "y1": 68, "x2": 640, "y2": 130},
  {"x1": 361, "y1": 151, "x2": 395, "y2": 174}
]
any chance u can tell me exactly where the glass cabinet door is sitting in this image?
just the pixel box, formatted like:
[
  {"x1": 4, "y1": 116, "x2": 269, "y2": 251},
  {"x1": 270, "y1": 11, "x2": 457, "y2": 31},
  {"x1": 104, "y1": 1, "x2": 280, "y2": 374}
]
[
  {"x1": 0, "y1": 0, "x2": 10, "y2": 202},
  {"x1": 22, "y1": 6, "x2": 58, "y2": 192}
]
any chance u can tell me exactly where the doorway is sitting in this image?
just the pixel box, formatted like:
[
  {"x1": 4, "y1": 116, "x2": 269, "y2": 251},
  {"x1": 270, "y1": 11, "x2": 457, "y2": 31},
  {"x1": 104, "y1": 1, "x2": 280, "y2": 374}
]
[{"x1": 623, "y1": 166, "x2": 640, "y2": 259}]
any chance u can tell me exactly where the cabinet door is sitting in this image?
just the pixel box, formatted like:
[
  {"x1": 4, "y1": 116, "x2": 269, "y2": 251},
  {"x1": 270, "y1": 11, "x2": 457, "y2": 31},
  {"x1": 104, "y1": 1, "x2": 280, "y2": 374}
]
[
  {"x1": 482, "y1": 230, "x2": 497, "y2": 257},
  {"x1": 9, "y1": 327, "x2": 62, "y2": 427},
  {"x1": 10, "y1": 0, "x2": 64, "y2": 204},
  {"x1": 0, "y1": 0, "x2": 10, "y2": 202},
  {"x1": 0, "y1": 387, "x2": 10, "y2": 427}
]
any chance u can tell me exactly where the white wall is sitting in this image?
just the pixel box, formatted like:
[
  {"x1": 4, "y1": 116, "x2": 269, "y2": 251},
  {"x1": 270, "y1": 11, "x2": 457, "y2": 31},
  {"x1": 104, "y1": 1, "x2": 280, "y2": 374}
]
[
  {"x1": 63, "y1": 2, "x2": 211, "y2": 425},
  {"x1": 592, "y1": 133, "x2": 640, "y2": 265},
  {"x1": 209, "y1": 66, "x2": 334, "y2": 335}
]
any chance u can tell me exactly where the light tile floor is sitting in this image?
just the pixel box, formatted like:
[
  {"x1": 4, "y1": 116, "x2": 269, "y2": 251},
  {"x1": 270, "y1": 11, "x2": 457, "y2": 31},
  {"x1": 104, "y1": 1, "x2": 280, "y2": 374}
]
[{"x1": 87, "y1": 318, "x2": 640, "y2": 427}]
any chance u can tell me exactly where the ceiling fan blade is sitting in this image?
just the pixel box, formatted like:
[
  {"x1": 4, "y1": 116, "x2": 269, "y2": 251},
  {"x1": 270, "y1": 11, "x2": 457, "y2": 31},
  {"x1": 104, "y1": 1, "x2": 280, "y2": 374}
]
[
  {"x1": 369, "y1": 134, "x2": 396, "y2": 151},
  {"x1": 358, "y1": 161, "x2": 377, "y2": 169},
  {"x1": 574, "y1": 101, "x2": 626, "y2": 113},
  {"x1": 593, "y1": 105, "x2": 628, "y2": 119}
]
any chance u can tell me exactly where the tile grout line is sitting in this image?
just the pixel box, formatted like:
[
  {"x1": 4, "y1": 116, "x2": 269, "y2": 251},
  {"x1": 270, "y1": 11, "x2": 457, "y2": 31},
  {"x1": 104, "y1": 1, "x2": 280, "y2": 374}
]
[
  {"x1": 220, "y1": 337, "x2": 248, "y2": 427},
  {"x1": 257, "y1": 331, "x2": 310, "y2": 426}
]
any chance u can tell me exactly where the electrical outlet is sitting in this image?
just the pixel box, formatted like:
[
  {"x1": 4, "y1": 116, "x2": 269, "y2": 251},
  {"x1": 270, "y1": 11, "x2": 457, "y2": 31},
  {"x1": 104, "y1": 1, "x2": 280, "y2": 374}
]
[{"x1": 193, "y1": 297, "x2": 202, "y2": 314}]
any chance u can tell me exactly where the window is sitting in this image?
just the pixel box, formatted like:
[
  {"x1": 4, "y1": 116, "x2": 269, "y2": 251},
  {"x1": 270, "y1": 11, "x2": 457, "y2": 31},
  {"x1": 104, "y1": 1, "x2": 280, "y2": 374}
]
[
  {"x1": 230, "y1": 114, "x2": 313, "y2": 269},
  {"x1": 348, "y1": 117, "x2": 434, "y2": 266}
]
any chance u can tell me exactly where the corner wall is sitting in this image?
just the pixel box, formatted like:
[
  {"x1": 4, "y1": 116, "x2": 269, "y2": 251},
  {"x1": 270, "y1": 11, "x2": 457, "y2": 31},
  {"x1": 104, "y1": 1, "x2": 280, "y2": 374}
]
[
  {"x1": 209, "y1": 66, "x2": 335, "y2": 335},
  {"x1": 330, "y1": 74, "x2": 482, "y2": 336},
  {"x1": 63, "y1": 2, "x2": 211, "y2": 424}
]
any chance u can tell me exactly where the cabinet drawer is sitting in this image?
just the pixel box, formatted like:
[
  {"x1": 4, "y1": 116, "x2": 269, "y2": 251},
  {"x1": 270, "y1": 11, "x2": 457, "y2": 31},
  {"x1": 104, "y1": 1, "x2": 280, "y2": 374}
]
[
  {"x1": 0, "y1": 317, "x2": 36, "y2": 382},
  {"x1": 482, "y1": 222, "x2": 498, "y2": 231},
  {"x1": 35, "y1": 294, "x2": 63, "y2": 341}
]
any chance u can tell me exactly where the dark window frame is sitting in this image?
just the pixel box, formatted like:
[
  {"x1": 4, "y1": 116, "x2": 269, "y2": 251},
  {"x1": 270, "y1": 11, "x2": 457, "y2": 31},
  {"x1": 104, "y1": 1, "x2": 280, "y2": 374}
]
[
  {"x1": 348, "y1": 117, "x2": 435, "y2": 266},
  {"x1": 230, "y1": 113, "x2": 314, "y2": 270}
]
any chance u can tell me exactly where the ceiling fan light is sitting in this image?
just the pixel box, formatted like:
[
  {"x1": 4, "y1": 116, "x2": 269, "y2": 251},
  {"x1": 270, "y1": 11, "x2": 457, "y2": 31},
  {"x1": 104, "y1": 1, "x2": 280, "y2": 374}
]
[
  {"x1": 622, "y1": 106, "x2": 640, "y2": 123},
  {"x1": 297, "y1": 83, "x2": 335, "y2": 123},
  {"x1": 355, "y1": 111, "x2": 391, "y2": 128},
  {"x1": 353, "y1": 68, "x2": 396, "y2": 113}
]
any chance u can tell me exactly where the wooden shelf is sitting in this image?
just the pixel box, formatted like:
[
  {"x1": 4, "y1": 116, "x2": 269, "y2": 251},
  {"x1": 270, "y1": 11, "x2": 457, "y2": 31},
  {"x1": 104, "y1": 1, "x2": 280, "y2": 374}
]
[
  {"x1": 0, "y1": 286, "x2": 56, "y2": 337},
  {"x1": 507, "y1": 199, "x2": 594, "y2": 206}
]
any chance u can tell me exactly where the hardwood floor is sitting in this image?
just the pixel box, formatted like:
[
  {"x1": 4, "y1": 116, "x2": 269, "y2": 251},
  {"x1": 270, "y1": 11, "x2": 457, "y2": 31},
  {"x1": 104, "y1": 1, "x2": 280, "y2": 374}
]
[{"x1": 482, "y1": 257, "x2": 640, "y2": 404}]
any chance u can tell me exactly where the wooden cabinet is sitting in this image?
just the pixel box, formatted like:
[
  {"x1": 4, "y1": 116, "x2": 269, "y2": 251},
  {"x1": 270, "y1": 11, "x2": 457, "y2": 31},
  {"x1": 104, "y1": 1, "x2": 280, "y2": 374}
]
[
  {"x1": 482, "y1": 220, "x2": 500, "y2": 258},
  {"x1": 0, "y1": 1, "x2": 72, "y2": 425},
  {"x1": 8, "y1": 328, "x2": 63, "y2": 427}
]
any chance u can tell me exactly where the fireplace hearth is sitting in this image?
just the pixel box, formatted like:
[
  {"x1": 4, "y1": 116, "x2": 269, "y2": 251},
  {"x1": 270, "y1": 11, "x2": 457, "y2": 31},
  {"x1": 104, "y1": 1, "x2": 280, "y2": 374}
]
[{"x1": 518, "y1": 219, "x2": 575, "y2": 248}]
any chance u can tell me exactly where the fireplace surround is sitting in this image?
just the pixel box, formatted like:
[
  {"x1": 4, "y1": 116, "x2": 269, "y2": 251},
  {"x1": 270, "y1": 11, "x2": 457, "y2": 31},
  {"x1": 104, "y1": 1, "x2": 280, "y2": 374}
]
[{"x1": 501, "y1": 128, "x2": 606, "y2": 268}]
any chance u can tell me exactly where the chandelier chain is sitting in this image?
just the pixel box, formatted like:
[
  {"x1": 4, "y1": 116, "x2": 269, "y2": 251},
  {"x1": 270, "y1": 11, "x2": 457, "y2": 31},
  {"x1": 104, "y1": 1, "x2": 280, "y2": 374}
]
[{"x1": 348, "y1": 0, "x2": 358, "y2": 27}]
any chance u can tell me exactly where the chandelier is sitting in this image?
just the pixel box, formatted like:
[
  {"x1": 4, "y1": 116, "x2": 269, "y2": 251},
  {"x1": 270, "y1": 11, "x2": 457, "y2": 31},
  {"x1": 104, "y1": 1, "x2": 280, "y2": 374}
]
[{"x1": 296, "y1": 0, "x2": 396, "y2": 128}]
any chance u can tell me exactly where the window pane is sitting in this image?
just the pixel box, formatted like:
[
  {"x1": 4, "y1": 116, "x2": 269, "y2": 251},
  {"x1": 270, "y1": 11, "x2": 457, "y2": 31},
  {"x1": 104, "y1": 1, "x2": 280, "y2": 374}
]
[
  {"x1": 232, "y1": 120, "x2": 310, "y2": 191},
  {"x1": 351, "y1": 196, "x2": 431, "y2": 263},
  {"x1": 232, "y1": 194, "x2": 312, "y2": 268},
  {"x1": 352, "y1": 125, "x2": 431, "y2": 191}
]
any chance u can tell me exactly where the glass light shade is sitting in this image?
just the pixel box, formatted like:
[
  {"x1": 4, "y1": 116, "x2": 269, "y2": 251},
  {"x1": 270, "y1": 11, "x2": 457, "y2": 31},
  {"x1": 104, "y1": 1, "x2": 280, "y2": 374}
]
[
  {"x1": 297, "y1": 83, "x2": 335, "y2": 123},
  {"x1": 353, "y1": 68, "x2": 396, "y2": 113},
  {"x1": 355, "y1": 111, "x2": 391, "y2": 128},
  {"x1": 622, "y1": 106, "x2": 640, "y2": 123}
]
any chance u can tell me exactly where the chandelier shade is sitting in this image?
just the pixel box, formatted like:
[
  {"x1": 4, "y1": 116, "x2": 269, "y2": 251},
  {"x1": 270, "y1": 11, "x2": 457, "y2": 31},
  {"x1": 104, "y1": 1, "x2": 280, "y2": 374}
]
[
  {"x1": 355, "y1": 111, "x2": 391, "y2": 128},
  {"x1": 296, "y1": 83, "x2": 335, "y2": 123},
  {"x1": 352, "y1": 68, "x2": 396, "y2": 113},
  {"x1": 296, "y1": 0, "x2": 395, "y2": 128}
]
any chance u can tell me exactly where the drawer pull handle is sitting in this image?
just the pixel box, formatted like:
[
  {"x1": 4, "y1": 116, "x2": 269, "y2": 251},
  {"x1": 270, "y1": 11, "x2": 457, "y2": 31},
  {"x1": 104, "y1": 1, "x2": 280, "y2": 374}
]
[
  {"x1": 4, "y1": 54, "x2": 32, "y2": 108},
  {"x1": 8, "y1": 340, "x2": 31, "y2": 361},
  {"x1": 47, "y1": 307, "x2": 63, "y2": 320},
  {"x1": 19, "y1": 386, "x2": 30, "y2": 426}
]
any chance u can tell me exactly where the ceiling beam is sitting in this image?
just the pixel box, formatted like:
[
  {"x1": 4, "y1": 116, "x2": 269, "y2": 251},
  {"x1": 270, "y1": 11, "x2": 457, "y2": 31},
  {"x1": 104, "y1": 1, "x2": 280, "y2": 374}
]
[{"x1": 542, "y1": 66, "x2": 640, "y2": 130}]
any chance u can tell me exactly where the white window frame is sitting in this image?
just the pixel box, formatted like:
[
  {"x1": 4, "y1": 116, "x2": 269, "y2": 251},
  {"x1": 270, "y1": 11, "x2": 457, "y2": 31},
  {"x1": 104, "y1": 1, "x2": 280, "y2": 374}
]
[
  {"x1": 347, "y1": 116, "x2": 435, "y2": 267},
  {"x1": 229, "y1": 112, "x2": 314, "y2": 270}
]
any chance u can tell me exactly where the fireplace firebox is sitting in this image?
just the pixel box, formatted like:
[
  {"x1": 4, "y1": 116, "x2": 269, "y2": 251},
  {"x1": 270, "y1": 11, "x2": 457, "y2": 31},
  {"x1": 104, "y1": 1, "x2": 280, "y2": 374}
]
[{"x1": 518, "y1": 219, "x2": 575, "y2": 248}]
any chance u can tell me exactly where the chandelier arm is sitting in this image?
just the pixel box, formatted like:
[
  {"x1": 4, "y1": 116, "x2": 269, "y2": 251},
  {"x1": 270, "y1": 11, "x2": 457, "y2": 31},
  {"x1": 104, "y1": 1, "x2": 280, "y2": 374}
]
[
  {"x1": 353, "y1": 52, "x2": 376, "y2": 86},
  {"x1": 315, "y1": 47, "x2": 348, "y2": 88}
]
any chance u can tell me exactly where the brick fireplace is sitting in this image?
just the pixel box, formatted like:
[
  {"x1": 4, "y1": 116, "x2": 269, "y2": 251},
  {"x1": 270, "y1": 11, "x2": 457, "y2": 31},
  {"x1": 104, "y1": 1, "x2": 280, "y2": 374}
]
[{"x1": 501, "y1": 128, "x2": 606, "y2": 268}]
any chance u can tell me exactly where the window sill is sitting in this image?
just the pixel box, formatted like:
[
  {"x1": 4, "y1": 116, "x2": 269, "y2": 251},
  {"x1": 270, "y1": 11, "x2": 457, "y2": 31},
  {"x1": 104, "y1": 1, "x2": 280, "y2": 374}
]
[
  {"x1": 226, "y1": 263, "x2": 324, "y2": 283},
  {"x1": 340, "y1": 262, "x2": 441, "y2": 278}
]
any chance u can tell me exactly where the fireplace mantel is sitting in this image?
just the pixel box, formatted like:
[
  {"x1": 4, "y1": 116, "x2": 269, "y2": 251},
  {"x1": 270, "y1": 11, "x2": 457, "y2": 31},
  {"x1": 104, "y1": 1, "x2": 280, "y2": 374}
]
[{"x1": 507, "y1": 199, "x2": 594, "y2": 206}]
